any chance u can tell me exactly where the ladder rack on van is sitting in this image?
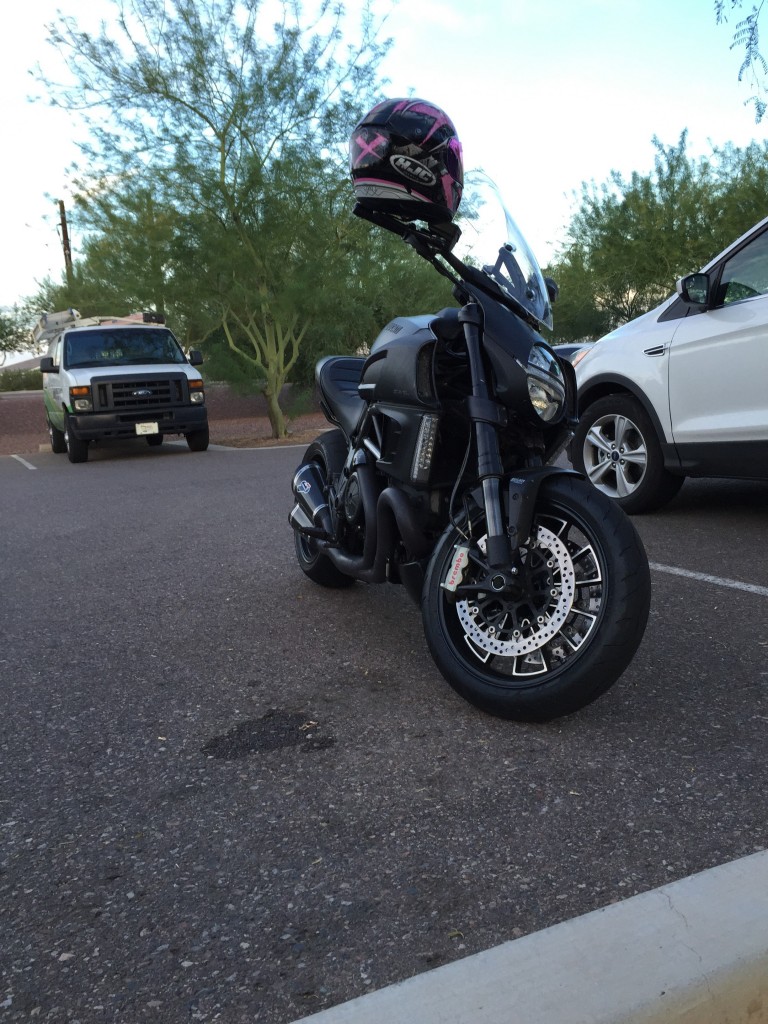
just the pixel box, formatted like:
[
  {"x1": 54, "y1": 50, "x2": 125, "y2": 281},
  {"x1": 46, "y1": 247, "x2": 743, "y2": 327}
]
[{"x1": 31, "y1": 309, "x2": 166, "y2": 348}]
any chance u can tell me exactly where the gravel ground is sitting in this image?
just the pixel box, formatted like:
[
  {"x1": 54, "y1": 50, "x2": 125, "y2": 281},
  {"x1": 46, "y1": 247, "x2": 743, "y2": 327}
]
[{"x1": 0, "y1": 389, "x2": 328, "y2": 456}]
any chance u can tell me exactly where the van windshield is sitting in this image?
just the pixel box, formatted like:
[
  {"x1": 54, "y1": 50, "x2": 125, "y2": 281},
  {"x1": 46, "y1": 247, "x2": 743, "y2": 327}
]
[{"x1": 64, "y1": 328, "x2": 186, "y2": 369}]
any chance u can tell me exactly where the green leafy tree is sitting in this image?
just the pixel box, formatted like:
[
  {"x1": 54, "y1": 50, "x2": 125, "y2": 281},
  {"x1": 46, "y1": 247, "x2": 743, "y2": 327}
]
[
  {"x1": 548, "y1": 133, "x2": 768, "y2": 341},
  {"x1": 542, "y1": 252, "x2": 612, "y2": 344},
  {"x1": 73, "y1": 185, "x2": 179, "y2": 319},
  {"x1": 0, "y1": 309, "x2": 33, "y2": 364},
  {"x1": 38, "y1": 0, "x2": 390, "y2": 436},
  {"x1": 716, "y1": 0, "x2": 767, "y2": 121}
]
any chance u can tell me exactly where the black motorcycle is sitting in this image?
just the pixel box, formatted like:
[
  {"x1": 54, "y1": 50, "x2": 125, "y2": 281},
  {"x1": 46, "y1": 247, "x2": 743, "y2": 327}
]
[{"x1": 289, "y1": 174, "x2": 650, "y2": 721}]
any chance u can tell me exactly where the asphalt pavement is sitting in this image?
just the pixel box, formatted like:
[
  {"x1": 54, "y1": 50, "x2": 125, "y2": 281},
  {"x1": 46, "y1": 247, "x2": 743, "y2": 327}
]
[{"x1": 1, "y1": 440, "x2": 766, "y2": 1022}]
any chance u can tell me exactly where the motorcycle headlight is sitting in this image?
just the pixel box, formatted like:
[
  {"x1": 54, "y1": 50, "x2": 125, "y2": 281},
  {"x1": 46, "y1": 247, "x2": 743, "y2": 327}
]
[{"x1": 526, "y1": 344, "x2": 566, "y2": 423}]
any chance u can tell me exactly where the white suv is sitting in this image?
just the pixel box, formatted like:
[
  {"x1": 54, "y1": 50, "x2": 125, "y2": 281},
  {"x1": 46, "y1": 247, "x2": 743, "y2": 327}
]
[{"x1": 571, "y1": 215, "x2": 768, "y2": 512}]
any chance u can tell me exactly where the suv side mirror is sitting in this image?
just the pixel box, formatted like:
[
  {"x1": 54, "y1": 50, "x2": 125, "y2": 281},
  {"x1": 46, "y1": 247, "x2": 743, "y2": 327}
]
[
  {"x1": 40, "y1": 356, "x2": 58, "y2": 373},
  {"x1": 188, "y1": 349, "x2": 204, "y2": 366},
  {"x1": 676, "y1": 272, "x2": 710, "y2": 308}
]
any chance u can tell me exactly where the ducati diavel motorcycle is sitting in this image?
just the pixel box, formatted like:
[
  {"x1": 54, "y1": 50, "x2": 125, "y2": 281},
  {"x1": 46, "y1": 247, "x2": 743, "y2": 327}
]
[{"x1": 289, "y1": 174, "x2": 651, "y2": 721}]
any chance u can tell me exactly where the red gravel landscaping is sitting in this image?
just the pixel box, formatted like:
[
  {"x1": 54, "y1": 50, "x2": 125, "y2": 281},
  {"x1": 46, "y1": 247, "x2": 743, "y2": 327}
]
[{"x1": 0, "y1": 386, "x2": 328, "y2": 456}]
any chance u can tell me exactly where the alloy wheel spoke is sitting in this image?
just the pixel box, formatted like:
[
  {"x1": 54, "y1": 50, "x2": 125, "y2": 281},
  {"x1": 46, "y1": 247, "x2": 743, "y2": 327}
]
[
  {"x1": 585, "y1": 424, "x2": 613, "y2": 457},
  {"x1": 622, "y1": 445, "x2": 647, "y2": 466},
  {"x1": 615, "y1": 464, "x2": 636, "y2": 497},
  {"x1": 613, "y1": 415, "x2": 633, "y2": 448},
  {"x1": 586, "y1": 459, "x2": 614, "y2": 485}
]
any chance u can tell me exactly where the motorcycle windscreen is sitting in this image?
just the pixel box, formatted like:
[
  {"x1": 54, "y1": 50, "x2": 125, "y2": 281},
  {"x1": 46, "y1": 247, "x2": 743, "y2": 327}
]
[{"x1": 456, "y1": 171, "x2": 553, "y2": 332}]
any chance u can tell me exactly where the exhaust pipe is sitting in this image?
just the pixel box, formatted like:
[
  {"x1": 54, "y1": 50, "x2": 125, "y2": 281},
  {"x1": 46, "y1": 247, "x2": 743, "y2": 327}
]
[
  {"x1": 292, "y1": 463, "x2": 333, "y2": 537},
  {"x1": 328, "y1": 485, "x2": 433, "y2": 583},
  {"x1": 288, "y1": 503, "x2": 328, "y2": 539},
  {"x1": 290, "y1": 455, "x2": 433, "y2": 583}
]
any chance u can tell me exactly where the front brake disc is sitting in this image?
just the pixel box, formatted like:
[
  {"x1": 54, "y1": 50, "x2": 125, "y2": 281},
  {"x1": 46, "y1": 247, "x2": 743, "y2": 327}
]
[{"x1": 455, "y1": 526, "x2": 576, "y2": 657}]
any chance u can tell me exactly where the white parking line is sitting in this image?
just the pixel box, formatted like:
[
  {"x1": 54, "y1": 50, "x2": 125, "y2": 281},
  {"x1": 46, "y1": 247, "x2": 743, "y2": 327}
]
[
  {"x1": 207, "y1": 442, "x2": 310, "y2": 450},
  {"x1": 650, "y1": 561, "x2": 768, "y2": 598},
  {"x1": 10, "y1": 455, "x2": 37, "y2": 471}
]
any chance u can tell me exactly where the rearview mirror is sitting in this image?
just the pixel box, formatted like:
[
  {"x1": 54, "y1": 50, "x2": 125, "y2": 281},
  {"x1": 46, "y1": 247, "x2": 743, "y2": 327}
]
[
  {"x1": 676, "y1": 272, "x2": 710, "y2": 308},
  {"x1": 188, "y1": 349, "x2": 204, "y2": 366},
  {"x1": 39, "y1": 356, "x2": 57, "y2": 373},
  {"x1": 544, "y1": 277, "x2": 559, "y2": 304}
]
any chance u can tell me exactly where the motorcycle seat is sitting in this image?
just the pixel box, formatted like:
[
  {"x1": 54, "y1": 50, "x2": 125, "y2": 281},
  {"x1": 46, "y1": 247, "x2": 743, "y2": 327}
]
[{"x1": 315, "y1": 356, "x2": 367, "y2": 438}]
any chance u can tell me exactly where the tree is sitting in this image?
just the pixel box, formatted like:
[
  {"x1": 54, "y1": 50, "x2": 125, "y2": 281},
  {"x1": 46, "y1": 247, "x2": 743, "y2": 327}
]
[
  {"x1": 548, "y1": 133, "x2": 768, "y2": 341},
  {"x1": 541, "y1": 253, "x2": 612, "y2": 345},
  {"x1": 716, "y1": 0, "x2": 767, "y2": 121},
  {"x1": 38, "y1": 0, "x2": 391, "y2": 436},
  {"x1": 0, "y1": 308, "x2": 35, "y2": 364}
]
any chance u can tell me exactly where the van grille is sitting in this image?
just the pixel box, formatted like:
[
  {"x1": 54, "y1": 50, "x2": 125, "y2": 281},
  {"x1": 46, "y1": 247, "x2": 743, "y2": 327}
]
[{"x1": 91, "y1": 374, "x2": 187, "y2": 412}]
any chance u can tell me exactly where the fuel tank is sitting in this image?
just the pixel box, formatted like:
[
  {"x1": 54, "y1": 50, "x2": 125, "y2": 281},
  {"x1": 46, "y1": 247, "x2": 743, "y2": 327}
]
[{"x1": 359, "y1": 309, "x2": 460, "y2": 407}]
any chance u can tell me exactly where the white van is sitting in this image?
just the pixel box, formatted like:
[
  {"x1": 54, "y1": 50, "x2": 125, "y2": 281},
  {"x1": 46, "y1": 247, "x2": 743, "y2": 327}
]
[{"x1": 38, "y1": 310, "x2": 209, "y2": 463}]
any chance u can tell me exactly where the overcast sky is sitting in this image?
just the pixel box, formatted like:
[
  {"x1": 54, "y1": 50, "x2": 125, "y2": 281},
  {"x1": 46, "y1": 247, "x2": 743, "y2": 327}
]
[{"x1": 0, "y1": 0, "x2": 762, "y2": 326}]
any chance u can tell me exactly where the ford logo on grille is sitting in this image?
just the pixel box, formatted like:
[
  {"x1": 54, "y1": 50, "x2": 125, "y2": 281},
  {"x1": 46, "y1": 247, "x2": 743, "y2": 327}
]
[{"x1": 133, "y1": 388, "x2": 153, "y2": 397}]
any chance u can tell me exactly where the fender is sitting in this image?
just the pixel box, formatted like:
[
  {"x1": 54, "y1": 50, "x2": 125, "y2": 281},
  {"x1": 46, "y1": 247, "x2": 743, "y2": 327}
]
[
  {"x1": 577, "y1": 373, "x2": 683, "y2": 473},
  {"x1": 468, "y1": 466, "x2": 583, "y2": 552}
]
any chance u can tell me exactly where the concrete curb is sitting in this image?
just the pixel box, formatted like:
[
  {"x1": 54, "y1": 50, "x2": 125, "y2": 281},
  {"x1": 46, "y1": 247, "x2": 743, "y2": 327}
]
[{"x1": 290, "y1": 850, "x2": 768, "y2": 1024}]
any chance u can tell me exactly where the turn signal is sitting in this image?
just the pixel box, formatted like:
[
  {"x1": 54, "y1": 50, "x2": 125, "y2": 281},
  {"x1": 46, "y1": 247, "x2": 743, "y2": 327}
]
[{"x1": 70, "y1": 385, "x2": 92, "y2": 412}]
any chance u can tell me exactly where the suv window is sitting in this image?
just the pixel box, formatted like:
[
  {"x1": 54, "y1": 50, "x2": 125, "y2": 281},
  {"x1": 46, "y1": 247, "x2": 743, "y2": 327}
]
[{"x1": 716, "y1": 229, "x2": 768, "y2": 306}]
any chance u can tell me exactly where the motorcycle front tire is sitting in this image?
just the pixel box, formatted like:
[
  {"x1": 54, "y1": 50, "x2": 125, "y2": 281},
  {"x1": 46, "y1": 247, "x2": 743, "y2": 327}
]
[{"x1": 421, "y1": 473, "x2": 651, "y2": 721}]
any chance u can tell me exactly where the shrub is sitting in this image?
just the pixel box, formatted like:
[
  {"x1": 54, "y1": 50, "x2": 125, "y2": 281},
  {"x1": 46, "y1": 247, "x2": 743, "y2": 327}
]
[{"x1": 0, "y1": 368, "x2": 43, "y2": 392}]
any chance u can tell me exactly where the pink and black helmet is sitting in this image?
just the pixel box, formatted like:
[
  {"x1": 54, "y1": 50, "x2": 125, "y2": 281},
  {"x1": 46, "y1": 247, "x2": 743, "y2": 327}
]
[{"x1": 349, "y1": 98, "x2": 463, "y2": 224}]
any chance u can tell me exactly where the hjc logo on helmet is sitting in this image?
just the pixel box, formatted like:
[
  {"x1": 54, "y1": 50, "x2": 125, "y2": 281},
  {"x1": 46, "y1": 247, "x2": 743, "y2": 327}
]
[{"x1": 390, "y1": 155, "x2": 437, "y2": 186}]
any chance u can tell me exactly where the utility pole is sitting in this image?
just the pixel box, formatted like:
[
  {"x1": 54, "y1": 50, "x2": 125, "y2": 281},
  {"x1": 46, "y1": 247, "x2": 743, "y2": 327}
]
[{"x1": 58, "y1": 199, "x2": 74, "y2": 290}]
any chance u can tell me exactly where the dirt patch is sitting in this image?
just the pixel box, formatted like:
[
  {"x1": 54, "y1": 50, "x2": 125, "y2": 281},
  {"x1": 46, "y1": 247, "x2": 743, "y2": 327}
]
[
  {"x1": 210, "y1": 415, "x2": 331, "y2": 450},
  {"x1": 0, "y1": 389, "x2": 330, "y2": 456}
]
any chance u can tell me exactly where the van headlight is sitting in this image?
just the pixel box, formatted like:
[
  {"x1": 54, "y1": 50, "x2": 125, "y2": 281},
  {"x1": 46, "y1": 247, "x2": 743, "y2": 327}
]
[
  {"x1": 70, "y1": 385, "x2": 93, "y2": 412},
  {"x1": 526, "y1": 344, "x2": 565, "y2": 423}
]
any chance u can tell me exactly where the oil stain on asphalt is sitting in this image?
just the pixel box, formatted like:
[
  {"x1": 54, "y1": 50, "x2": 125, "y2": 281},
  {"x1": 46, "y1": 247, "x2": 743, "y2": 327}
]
[{"x1": 202, "y1": 708, "x2": 335, "y2": 759}]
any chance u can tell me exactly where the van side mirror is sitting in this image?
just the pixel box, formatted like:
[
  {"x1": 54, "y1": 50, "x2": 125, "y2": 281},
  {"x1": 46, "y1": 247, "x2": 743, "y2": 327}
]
[
  {"x1": 676, "y1": 272, "x2": 710, "y2": 308},
  {"x1": 188, "y1": 349, "x2": 204, "y2": 366},
  {"x1": 40, "y1": 356, "x2": 57, "y2": 373}
]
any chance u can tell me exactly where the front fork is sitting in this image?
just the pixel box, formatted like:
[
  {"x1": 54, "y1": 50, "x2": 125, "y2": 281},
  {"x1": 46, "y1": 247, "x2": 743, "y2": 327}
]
[{"x1": 459, "y1": 303, "x2": 516, "y2": 574}]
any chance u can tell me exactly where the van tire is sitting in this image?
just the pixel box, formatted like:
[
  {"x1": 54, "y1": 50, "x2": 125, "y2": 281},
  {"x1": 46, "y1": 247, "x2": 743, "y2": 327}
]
[
  {"x1": 186, "y1": 426, "x2": 209, "y2": 452},
  {"x1": 48, "y1": 418, "x2": 67, "y2": 454},
  {"x1": 64, "y1": 415, "x2": 89, "y2": 463}
]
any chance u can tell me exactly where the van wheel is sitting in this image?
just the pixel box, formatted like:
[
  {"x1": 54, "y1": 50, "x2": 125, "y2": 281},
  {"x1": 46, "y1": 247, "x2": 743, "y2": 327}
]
[
  {"x1": 48, "y1": 418, "x2": 67, "y2": 454},
  {"x1": 186, "y1": 426, "x2": 209, "y2": 452},
  {"x1": 64, "y1": 415, "x2": 89, "y2": 463}
]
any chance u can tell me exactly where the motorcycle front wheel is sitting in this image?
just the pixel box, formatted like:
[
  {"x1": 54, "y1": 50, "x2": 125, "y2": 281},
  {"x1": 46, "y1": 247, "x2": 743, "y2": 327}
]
[{"x1": 421, "y1": 473, "x2": 651, "y2": 721}]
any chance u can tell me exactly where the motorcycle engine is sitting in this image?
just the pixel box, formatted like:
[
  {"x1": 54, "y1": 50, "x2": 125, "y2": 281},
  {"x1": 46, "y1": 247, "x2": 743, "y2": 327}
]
[{"x1": 342, "y1": 473, "x2": 364, "y2": 525}]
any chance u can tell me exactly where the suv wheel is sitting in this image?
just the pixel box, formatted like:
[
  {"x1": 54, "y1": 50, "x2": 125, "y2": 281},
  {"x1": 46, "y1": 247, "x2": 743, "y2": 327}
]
[
  {"x1": 573, "y1": 394, "x2": 683, "y2": 514},
  {"x1": 64, "y1": 415, "x2": 89, "y2": 464}
]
